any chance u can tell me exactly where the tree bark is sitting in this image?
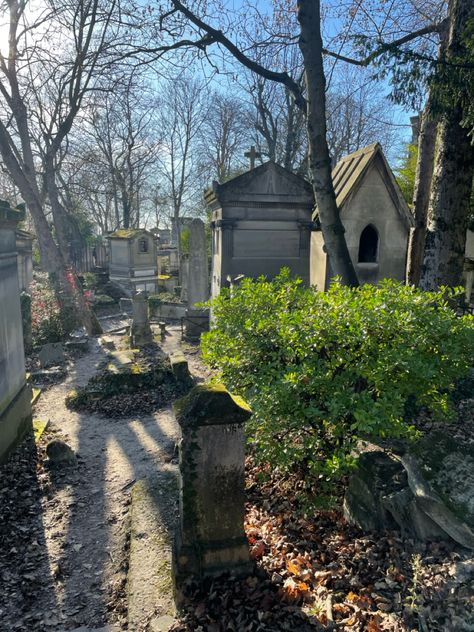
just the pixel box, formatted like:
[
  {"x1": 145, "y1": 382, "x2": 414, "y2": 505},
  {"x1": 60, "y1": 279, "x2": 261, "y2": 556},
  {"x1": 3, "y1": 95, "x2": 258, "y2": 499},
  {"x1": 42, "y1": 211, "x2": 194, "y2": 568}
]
[
  {"x1": 420, "y1": 110, "x2": 474, "y2": 289},
  {"x1": 406, "y1": 107, "x2": 437, "y2": 285},
  {"x1": 44, "y1": 157, "x2": 72, "y2": 263},
  {"x1": 297, "y1": 0, "x2": 359, "y2": 286},
  {"x1": 420, "y1": 0, "x2": 474, "y2": 290}
]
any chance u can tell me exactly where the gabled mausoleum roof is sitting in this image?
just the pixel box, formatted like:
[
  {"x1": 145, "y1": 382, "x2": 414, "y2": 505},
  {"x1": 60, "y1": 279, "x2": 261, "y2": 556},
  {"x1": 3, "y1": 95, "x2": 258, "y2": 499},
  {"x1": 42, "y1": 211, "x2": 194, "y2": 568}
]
[
  {"x1": 329, "y1": 143, "x2": 413, "y2": 227},
  {"x1": 205, "y1": 161, "x2": 314, "y2": 208}
]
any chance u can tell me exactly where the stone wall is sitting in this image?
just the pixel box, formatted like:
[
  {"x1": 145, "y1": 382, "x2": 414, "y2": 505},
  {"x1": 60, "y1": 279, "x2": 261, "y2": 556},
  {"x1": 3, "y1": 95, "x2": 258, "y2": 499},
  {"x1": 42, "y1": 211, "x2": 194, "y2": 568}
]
[{"x1": 0, "y1": 204, "x2": 32, "y2": 462}]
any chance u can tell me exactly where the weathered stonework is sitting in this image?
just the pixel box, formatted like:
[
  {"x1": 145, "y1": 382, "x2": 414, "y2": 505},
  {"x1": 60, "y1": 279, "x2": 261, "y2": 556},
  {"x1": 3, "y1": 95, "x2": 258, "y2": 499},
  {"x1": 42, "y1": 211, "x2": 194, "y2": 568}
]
[
  {"x1": 129, "y1": 292, "x2": 152, "y2": 347},
  {"x1": 206, "y1": 162, "x2": 315, "y2": 300},
  {"x1": 185, "y1": 219, "x2": 209, "y2": 341},
  {"x1": 172, "y1": 384, "x2": 253, "y2": 597},
  {"x1": 169, "y1": 352, "x2": 193, "y2": 389},
  {"x1": 0, "y1": 201, "x2": 32, "y2": 462}
]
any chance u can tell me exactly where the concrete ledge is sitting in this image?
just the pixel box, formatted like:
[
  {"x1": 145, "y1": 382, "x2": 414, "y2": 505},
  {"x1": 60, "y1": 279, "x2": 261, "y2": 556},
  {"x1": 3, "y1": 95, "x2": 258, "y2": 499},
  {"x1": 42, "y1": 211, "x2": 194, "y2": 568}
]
[
  {"x1": 128, "y1": 473, "x2": 179, "y2": 630},
  {"x1": 0, "y1": 382, "x2": 32, "y2": 464}
]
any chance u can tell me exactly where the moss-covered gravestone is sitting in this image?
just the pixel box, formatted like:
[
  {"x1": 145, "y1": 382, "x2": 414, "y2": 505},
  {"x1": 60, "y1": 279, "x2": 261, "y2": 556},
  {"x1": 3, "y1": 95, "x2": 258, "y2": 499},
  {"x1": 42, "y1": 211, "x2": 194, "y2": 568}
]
[{"x1": 172, "y1": 384, "x2": 253, "y2": 594}]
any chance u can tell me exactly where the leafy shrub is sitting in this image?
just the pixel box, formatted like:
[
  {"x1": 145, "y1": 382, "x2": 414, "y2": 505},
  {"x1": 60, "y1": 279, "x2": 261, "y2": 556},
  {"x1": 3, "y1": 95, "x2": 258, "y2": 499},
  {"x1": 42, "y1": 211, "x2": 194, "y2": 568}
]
[{"x1": 201, "y1": 270, "x2": 474, "y2": 501}]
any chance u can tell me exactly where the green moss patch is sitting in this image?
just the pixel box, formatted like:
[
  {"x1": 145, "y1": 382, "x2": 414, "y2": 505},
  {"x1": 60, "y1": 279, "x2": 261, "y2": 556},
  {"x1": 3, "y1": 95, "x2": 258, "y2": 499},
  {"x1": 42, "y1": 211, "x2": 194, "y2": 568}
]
[{"x1": 66, "y1": 354, "x2": 191, "y2": 417}]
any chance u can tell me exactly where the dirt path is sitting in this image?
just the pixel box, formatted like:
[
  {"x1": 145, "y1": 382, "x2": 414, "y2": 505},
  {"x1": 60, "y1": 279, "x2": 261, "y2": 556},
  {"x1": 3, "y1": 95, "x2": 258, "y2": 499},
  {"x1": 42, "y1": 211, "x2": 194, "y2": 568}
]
[{"x1": 2, "y1": 325, "x2": 208, "y2": 632}]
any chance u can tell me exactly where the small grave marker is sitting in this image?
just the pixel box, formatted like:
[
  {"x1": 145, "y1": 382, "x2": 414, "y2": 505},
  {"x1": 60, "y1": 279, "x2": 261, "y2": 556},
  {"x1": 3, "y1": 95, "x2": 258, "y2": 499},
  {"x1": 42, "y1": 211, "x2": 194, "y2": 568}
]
[{"x1": 38, "y1": 342, "x2": 65, "y2": 368}]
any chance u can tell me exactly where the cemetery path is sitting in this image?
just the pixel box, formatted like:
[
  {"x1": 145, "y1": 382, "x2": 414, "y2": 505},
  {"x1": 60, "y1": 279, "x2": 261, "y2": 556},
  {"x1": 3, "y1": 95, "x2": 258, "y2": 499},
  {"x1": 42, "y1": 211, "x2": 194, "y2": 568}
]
[{"x1": 27, "y1": 326, "x2": 208, "y2": 632}]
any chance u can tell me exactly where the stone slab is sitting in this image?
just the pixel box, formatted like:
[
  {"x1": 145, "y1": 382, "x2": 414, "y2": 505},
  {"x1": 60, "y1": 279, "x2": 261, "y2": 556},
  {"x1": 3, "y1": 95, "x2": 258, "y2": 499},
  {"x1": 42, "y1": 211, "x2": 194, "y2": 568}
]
[
  {"x1": 38, "y1": 342, "x2": 65, "y2": 368},
  {"x1": 99, "y1": 336, "x2": 116, "y2": 350},
  {"x1": 65, "y1": 339, "x2": 89, "y2": 351},
  {"x1": 128, "y1": 473, "x2": 179, "y2": 631}
]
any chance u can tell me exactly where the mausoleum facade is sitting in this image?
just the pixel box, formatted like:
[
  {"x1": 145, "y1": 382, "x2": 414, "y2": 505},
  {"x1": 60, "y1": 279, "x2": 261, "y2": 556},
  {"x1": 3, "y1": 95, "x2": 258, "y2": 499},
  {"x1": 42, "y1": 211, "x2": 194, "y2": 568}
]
[
  {"x1": 310, "y1": 143, "x2": 414, "y2": 289},
  {"x1": 108, "y1": 229, "x2": 158, "y2": 294},
  {"x1": 206, "y1": 162, "x2": 315, "y2": 299}
]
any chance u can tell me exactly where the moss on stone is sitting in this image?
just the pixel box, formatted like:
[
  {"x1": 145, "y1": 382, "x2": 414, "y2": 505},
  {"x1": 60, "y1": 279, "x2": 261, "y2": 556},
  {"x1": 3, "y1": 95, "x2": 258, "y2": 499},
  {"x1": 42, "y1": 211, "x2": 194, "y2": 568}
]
[
  {"x1": 109, "y1": 228, "x2": 143, "y2": 239},
  {"x1": 173, "y1": 383, "x2": 252, "y2": 428}
]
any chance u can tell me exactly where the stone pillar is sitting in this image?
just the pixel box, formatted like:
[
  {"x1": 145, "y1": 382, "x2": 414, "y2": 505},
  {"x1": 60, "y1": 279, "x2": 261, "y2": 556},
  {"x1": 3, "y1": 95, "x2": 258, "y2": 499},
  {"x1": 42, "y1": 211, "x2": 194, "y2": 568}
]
[
  {"x1": 172, "y1": 384, "x2": 253, "y2": 594},
  {"x1": 185, "y1": 219, "x2": 209, "y2": 340},
  {"x1": 130, "y1": 291, "x2": 152, "y2": 347}
]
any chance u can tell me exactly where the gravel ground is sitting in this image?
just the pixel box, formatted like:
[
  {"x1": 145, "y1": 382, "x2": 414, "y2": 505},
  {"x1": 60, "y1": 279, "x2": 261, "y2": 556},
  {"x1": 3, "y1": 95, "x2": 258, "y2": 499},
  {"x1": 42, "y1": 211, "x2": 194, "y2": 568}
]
[{"x1": 0, "y1": 325, "x2": 196, "y2": 632}]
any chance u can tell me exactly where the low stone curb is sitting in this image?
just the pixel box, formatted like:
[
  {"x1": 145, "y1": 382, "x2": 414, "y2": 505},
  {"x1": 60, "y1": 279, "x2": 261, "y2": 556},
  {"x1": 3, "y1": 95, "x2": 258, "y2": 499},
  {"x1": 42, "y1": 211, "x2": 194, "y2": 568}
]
[{"x1": 128, "y1": 473, "x2": 179, "y2": 631}]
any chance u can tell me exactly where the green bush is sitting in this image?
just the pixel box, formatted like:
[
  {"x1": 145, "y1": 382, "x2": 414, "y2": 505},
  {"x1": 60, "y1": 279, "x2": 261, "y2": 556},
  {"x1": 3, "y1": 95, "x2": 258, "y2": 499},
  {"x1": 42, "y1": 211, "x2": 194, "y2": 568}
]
[{"x1": 201, "y1": 270, "x2": 474, "y2": 501}]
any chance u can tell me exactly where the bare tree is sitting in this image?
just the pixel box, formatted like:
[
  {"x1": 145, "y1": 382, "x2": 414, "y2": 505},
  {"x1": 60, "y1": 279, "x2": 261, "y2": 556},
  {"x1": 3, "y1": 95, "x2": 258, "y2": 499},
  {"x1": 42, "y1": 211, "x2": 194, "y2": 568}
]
[
  {"x1": 326, "y1": 69, "x2": 399, "y2": 165},
  {"x1": 84, "y1": 75, "x2": 160, "y2": 229},
  {"x1": 0, "y1": 0, "x2": 125, "y2": 330},
  {"x1": 155, "y1": 75, "x2": 211, "y2": 269},
  {"x1": 200, "y1": 92, "x2": 250, "y2": 182}
]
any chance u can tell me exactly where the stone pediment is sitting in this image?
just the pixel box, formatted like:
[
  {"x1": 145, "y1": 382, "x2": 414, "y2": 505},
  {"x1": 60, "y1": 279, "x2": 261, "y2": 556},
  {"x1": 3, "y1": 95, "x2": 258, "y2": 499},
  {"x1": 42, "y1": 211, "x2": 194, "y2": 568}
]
[{"x1": 205, "y1": 162, "x2": 314, "y2": 207}]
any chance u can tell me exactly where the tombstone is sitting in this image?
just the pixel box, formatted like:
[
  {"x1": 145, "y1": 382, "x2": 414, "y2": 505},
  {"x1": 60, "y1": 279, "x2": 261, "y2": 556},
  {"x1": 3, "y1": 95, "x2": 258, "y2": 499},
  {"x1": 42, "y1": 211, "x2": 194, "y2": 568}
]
[
  {"x1": 206, "y1": 161, "x2": 315, "y2": 300},
  {"x1": 0, "y1": 200, "x2": 32, "y2": 462},
  {"x1": 311, "y1": 143, "x2": 414, "y2": 289},
  {"x1": 108, "y1": 229, "x2": 159, "y2": 294},
  {"x1": 130, "y1": 291, "x2": 153, "y2": 347},
  {"x1": 172, "y1": 384, "x2": 253, "y2": 595},
  {"x1": 185, "y1": 219, "x2": 209, "y2": 340},
  {"x1": 38, "y1": 342, "x2": 65, "y2": 368}
]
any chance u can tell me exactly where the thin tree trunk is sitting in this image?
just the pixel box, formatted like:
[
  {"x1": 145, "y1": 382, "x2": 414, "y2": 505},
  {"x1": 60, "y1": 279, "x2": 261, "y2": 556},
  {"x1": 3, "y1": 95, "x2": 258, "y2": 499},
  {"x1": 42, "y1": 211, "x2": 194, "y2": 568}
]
[
  {"x1": 420, "y1": 0, "x2": 474, "y2": 289},
  {"x1": 406, "y1": 107, "x2": 437, "y2": 285},
  {"x1": 297, "y1": 0, "x2": 359, "y2": 286}
]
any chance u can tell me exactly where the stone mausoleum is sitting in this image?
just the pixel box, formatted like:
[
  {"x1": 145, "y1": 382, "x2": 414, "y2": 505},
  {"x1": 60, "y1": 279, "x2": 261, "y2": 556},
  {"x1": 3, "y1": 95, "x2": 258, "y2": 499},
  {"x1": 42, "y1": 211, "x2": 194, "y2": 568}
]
[
  {"x1": 0, "y1": 201, "x2": 32, "y2": 462},
  {"x1": 206, "y1": 161, "x2": 315, "y2": 299},
  {"x1": 310, "y1": 143, "x2": 414, "y2": 289},
  {"x1": 108, "y1": 229, "x2": 159, "y2": 294}
]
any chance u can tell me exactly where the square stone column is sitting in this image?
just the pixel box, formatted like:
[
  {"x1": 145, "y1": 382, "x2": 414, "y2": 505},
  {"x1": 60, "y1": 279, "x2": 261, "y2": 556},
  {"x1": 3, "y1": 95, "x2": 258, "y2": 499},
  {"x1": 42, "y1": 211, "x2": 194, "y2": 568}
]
[
  {"x1": 129, "y1": 291, "x2": 152, "y2": 347},
  {"x1": 185, "y1": 219, "x2": 209, "y2": 340},
  {"x1": 172, "y1": 384, "x2": 253, "y2": 594}
]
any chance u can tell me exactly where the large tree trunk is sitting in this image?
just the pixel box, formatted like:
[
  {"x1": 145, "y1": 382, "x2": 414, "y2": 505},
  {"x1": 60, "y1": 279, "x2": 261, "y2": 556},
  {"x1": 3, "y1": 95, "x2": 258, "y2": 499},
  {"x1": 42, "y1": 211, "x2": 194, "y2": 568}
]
[
  {"x1": 420, "y1": 0, "x2": 474, "y2": 290},
  {"x1": 420, "y1": 111, "x2": 474, "y2": 289},
  {"x1": 44, "y1": 157, "x2": 71, "y2": 263},
  {"x1": 406, "y1": 107, "x2": 437, "y2": 285},
  {"x1": 297, "y1": 0, "x2": 359, "y2": 287},
  {"x1": 406, "y1": 21, "x2": 449, "y2": 286}
]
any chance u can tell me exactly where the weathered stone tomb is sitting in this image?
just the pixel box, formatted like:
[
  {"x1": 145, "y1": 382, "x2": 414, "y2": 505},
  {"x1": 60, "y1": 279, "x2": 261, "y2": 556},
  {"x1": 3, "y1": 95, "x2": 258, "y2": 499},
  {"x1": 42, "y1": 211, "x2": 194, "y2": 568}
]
[
  {"x1": 206, "y1": 161, "x2": 315, "y2": 299},
  {"x1": 311, "y1": 143, "x2": 414, "y2": 289},
  {"x1": 108, "y1": 229, "x2": 159, "y2": 294}
]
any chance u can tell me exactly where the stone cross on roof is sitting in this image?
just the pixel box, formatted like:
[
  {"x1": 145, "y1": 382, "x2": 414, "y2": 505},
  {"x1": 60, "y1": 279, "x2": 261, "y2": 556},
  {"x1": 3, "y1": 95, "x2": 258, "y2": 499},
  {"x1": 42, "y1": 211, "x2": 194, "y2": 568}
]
[{"x1": 244, "y1": 145, "x2": 261, "y2": 170}]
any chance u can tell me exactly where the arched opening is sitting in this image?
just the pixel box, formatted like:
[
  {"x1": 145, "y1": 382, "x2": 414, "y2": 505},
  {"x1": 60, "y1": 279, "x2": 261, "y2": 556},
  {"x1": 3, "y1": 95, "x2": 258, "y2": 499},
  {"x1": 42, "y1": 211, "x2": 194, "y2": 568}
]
[
  {"x1": 138, "y1": 237, "x2": 149, "y2": 253},
  {"x1": 358, "y1": 224, "x2": 378, "y2": 263}
]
